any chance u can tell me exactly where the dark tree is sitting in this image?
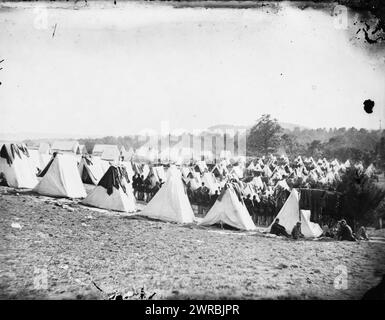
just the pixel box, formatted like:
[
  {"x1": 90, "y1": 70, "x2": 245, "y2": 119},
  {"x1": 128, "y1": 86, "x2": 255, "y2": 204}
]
[
  {"x1": 246, "y1": 114, "x2": 282, "y2": 156},
  {"x1": 336, "y1": 168, "x2": 385, "y2": 228}
]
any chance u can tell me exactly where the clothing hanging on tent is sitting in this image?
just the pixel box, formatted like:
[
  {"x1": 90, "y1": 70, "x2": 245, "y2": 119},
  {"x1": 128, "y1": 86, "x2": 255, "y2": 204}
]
[{"x1": 98, "y1": 165, "x2": 127, "y2": 195}]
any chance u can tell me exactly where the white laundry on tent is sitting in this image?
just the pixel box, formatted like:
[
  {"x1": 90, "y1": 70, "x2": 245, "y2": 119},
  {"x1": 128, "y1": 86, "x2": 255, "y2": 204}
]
[
  {"x1": 0, "y1": 144, "x2": 38, "y2": 189},
  {"x1": 82, "y1": 165, "x2": 136, "y2": 212},
  {"x1": 78, "y1": 156, "x2": 105, "y2": 185},
  {"x1": 33, "y1": 153, "x2": 86, "y2": 198},
  {"x1": 140, "y1": 166, "x2": 194, "y2": 223},
  {"x1": 267, "y1": 189, "x2": 322, "y2": 238},
  {"x1": 199, "y1": 183, "x2": 256, "y2": 231}
]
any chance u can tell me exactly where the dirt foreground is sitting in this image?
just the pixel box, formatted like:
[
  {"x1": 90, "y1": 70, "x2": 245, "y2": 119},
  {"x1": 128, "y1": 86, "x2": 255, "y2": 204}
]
[{"x1": 1, "y1": 186, "x2": 384, "y2": 300}]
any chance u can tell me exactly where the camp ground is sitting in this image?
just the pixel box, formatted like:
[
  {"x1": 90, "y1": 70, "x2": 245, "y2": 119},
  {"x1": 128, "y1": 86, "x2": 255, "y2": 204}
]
[
  {"x1": 1, "y1": 135, "x2": 384, "y2": 302},
  {"x1": 1, "y1": 142, "x2": 383, "y2": 230},
  {"x1": 1, "y1": 1, "x2": 385, "y2": 302}
]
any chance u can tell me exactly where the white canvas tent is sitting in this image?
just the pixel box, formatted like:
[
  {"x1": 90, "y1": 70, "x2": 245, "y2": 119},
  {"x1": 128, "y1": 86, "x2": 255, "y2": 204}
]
[
  {"x1": 267, "y1": 189, "x2": 322, "y2": 238},
  {"x1": 365, "y1": 163, "x2": 376, "y2": 177},
  {"x1": 274, "y1": 179, "x2": 291, "y2": 192},
  {"x1": 194, "y1": 160, "x2": 208, "y2": 174},
  {"x1": 120, "y1": 161, "x2": 135, "y2": 182},
  {"x1": 33, "y1": 153, "x2": 86, "y2": 198},
  {"x1": 230, "y1": 165, "x2": 244, "y2": 179},
  {"x1": 0, "y1": 144, "x2": 38, "y2": 189},
  {"x1": 151, "y1": 166, "x2": 166, "y2": 183},
  {"x1": 79, "y1": 145, "x2": 88, "y2": 155},
  {"x1": 247, "y1": 162, "x2": 256, "y2": 171},
  {"x1": 188, "y1": 171, "x2": 202, "y2": 190},
  {"x1": 51, "y1": 140, "x2": 81, "y2": 155},
  {"x1": 98, "y1": 158, "x2": 111, "y2": 174},
  {"x1": 121, "y1": 147, "x2": 134, "y2": 161},
  {"x1": 199, "y1": 184, "x2": 256, "y2": 231},
  {"x1": 82, "y1": 165, "x2": 136, "y2": 212},
  {"x1": 28, "y1": 148, "x2": 45, "y2": 175},
  {"x1": 78, "y1": 156, "x2": 105, "y2": 185},
  {"x1": 201, "y1": 172, "x2": 220, "y2": 195},
  {"x1": 300, "y1": 210, "x2": 323, "y2": 238},
  {"x1": 38, "y1": 142, "x2": 51, "y2": 154},
  {"x1": 101, "y1": 146, "x2": 121, "y2": 162},
  {"x1": 251, "y1": 176, "x2": 264, "y2": 190},
  {"x1": 242, "y1": 183, "x2": 260, "y2": 201},
  {"x1": 140, "y1": 166, "x2": 194, "y2": 223}
]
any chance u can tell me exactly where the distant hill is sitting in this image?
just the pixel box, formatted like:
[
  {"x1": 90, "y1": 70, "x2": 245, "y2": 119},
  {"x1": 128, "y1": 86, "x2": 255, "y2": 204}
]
[
  {"x1": 207, "y1": 122, "x2": 309, "y2": 132},
  {"x1": 0, "y1": 132, "x2": 104, "y2": 142},
  {"x1": 207, "y1": 124, "x2": 249, "y2": 132}
]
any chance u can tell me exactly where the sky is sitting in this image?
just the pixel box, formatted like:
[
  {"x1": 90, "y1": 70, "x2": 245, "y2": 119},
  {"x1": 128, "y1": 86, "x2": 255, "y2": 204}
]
[{"x1": 0, "y1": 1, "x2": 384, "y2": 138}]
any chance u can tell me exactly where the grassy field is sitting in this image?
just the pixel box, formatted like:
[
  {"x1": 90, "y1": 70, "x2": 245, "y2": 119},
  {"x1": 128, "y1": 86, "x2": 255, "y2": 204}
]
[{"x1": 1, "y1": 185, "x2": 385, "y2": 300}]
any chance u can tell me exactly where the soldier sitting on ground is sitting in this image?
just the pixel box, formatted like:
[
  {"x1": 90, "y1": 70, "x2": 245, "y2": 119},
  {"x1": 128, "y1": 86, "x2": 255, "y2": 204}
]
[
  {"x1": 270, "y1": 218, "x2": 290, "y2": 238},
  {"x1": 356, "y1": 226, "x2": 369, "y2": 241},
  {"x1": 291, "y1": 221, "x2": 304, "y2": 240},
  {"x1": 337, "y1": 219, "x2": 356, "y2": 241}
]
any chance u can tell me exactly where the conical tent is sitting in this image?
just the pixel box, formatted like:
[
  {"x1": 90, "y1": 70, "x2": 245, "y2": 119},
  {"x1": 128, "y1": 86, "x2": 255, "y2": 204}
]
[
  {"x1": 33, "y1": 153, "x2": 86, "y2": 198},
  {"x1": 201, "y1": 172, "x2": 220, "y2": 195},
  {"x1": 199, "y1": 184, "x2": 256, "y2": 231},
  {"x1": 140, "y1": 166, "x2": 194, "y2": 223},
  {"x1": 247, "y1": 162, "x2": 256, "y2": 171},
  {"x1": 82, "y1": 166, "x2": 136, "y2": 212},
  {"x1": 267, "y1": 189, "x2": 322, "y2": 237},
  {"x1": 0, "y1": 144, "x2": 38, "y2": 189}
]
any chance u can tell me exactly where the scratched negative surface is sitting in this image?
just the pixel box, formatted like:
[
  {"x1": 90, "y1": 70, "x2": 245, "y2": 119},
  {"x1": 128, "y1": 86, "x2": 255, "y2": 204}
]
[{"x1": 0, "y1": 1, "x2": 384, "y2": 300}]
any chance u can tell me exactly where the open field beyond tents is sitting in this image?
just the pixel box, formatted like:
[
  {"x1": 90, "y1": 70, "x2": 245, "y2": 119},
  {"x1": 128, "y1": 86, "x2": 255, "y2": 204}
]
[{"x1": 1, "y1": 186, "x2": 384, "y2": 300}]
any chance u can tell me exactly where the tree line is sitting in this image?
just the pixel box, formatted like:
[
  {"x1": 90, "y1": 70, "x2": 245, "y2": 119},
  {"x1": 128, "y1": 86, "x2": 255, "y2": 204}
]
[{"x1": 246, "y1": 114, "x2": 385, "y2": 170}]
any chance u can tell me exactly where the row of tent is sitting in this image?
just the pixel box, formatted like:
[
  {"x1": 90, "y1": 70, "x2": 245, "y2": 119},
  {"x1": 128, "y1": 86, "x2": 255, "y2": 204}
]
[
  {"x1": 0, "y1": 144, "x2": 255, "y2": 231},
  {"x1": 31, "y1": 141, "x2": 129, "y2": 163},
  {"x1": 28, "y1": 140, "x2": 246, "y2": 164},
  {"x1": 1, "y1": 143, "x2": 377, "y2": 197},
  {"x1": 26, "y1": 141, "x2": 380, "y2": 180},
  {"x1": 1, "y1": 144, "x2": 377, "y2": 236}
]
